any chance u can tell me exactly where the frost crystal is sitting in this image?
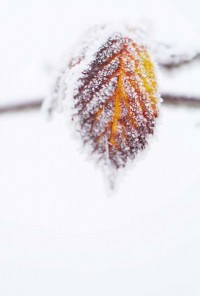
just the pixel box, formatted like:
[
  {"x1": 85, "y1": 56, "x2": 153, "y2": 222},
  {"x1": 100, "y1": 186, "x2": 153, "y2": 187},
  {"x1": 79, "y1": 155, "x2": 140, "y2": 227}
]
[{"x1": 48, "y1": 24, "x2": 160, "y2": 170}]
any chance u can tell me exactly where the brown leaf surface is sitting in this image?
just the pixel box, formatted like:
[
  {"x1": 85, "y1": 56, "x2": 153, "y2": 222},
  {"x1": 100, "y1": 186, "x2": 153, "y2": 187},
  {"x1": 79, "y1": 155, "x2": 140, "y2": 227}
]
[{"x1": 69, "y1": 31, "x2": 159, "y2": 169}]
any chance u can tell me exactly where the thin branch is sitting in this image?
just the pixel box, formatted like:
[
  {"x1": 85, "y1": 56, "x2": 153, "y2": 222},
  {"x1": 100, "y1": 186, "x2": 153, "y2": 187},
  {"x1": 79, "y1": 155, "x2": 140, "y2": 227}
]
[
  {"x1": 162, "y1": 93, "x2": 200, "y2": 107},
  {"x1": 159, "y1": 53, "x2": 200, "y2": 69},
  {"x1": 155, "y1": 42, "x2": 200, "y2": 69},
  {"x1": 0, "y1": 99, "x2": 43, "y2": 115},
  {"x1": 0, "y1": 94, "x2": 200, "y2": 115}
]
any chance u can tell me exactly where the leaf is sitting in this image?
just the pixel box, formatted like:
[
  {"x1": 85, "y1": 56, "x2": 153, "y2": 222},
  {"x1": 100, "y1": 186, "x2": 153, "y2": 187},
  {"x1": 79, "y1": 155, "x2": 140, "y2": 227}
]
[{"x1": 66, "y1": 26, "x2": 160, "y2": 169}]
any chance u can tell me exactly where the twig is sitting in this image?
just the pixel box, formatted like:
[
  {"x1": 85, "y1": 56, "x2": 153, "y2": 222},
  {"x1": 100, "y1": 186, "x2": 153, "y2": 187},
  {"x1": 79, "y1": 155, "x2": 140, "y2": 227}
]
[
  {"x1": 159, "y1": 53, "x2": 200, "y2": 69},
  {"x1": 0, "y1": 94, "x2": 200, "y2": 115},
  {"x1": 162, "y1": 94, "x2": 200, "y2": 107},
  {"x1": 0, "y1": 99, "x2": 43, "y2": 115},
  {"x1": 155, "y1": 42, "x2": 200, "y2": 69}
]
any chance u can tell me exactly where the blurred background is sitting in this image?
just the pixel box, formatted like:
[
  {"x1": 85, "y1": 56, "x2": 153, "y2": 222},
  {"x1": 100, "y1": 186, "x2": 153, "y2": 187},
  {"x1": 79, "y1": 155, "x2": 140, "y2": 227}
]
[{"x1": 0, "y1": 0, "x2": 200, "y2": 295}]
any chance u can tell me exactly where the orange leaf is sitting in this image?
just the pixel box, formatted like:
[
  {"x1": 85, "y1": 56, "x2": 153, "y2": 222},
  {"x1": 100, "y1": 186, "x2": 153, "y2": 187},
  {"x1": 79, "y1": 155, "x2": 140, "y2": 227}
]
[{"x1": 67, "y1": 26, "x2": 160, "y2": 169}]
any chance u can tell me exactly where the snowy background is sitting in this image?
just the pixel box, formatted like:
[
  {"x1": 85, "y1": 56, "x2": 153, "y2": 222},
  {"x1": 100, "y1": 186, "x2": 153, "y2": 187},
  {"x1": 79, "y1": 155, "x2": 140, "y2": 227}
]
[{"x1": 0, "y1": 0, "x2": 200, "y2": 295}]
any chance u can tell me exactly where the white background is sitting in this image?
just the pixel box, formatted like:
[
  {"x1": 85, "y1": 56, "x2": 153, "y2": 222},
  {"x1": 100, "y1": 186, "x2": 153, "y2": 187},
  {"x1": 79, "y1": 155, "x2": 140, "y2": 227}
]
[{"x1": 0, "y1": 0, "x2": 200, "y2": 295}]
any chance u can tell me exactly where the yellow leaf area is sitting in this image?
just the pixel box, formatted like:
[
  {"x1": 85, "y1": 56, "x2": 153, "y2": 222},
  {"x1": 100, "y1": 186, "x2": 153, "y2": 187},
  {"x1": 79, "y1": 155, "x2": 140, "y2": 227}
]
[
  {"x1": 108, "y1": 42, "x2": 158, "y2": 147},
  {"x1": 136, "y1": 48, "x2": 158, "y2": 113}
]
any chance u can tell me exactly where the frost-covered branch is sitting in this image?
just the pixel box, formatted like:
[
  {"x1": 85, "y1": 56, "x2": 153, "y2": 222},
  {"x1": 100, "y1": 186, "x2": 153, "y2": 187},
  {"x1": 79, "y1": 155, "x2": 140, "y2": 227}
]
[
  {"x1": 154, "y1": 43, "x2": 200, "y2": 69},
  {"x1": 0, "y1": 94, "x2": 200, "y2": 115},
  {"x1": 159, "y1": 53, "x2": 200, "y2": 69},
  {"x1": 162, "y1": 94, "x2": 200, "y2": 106}
]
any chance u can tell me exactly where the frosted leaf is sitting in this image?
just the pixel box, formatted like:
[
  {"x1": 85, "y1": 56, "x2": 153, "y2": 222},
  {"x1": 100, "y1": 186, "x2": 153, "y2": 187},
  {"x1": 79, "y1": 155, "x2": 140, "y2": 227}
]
[{"x1": 47, "y1": 24, "x2": 161, "y2": 171}]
